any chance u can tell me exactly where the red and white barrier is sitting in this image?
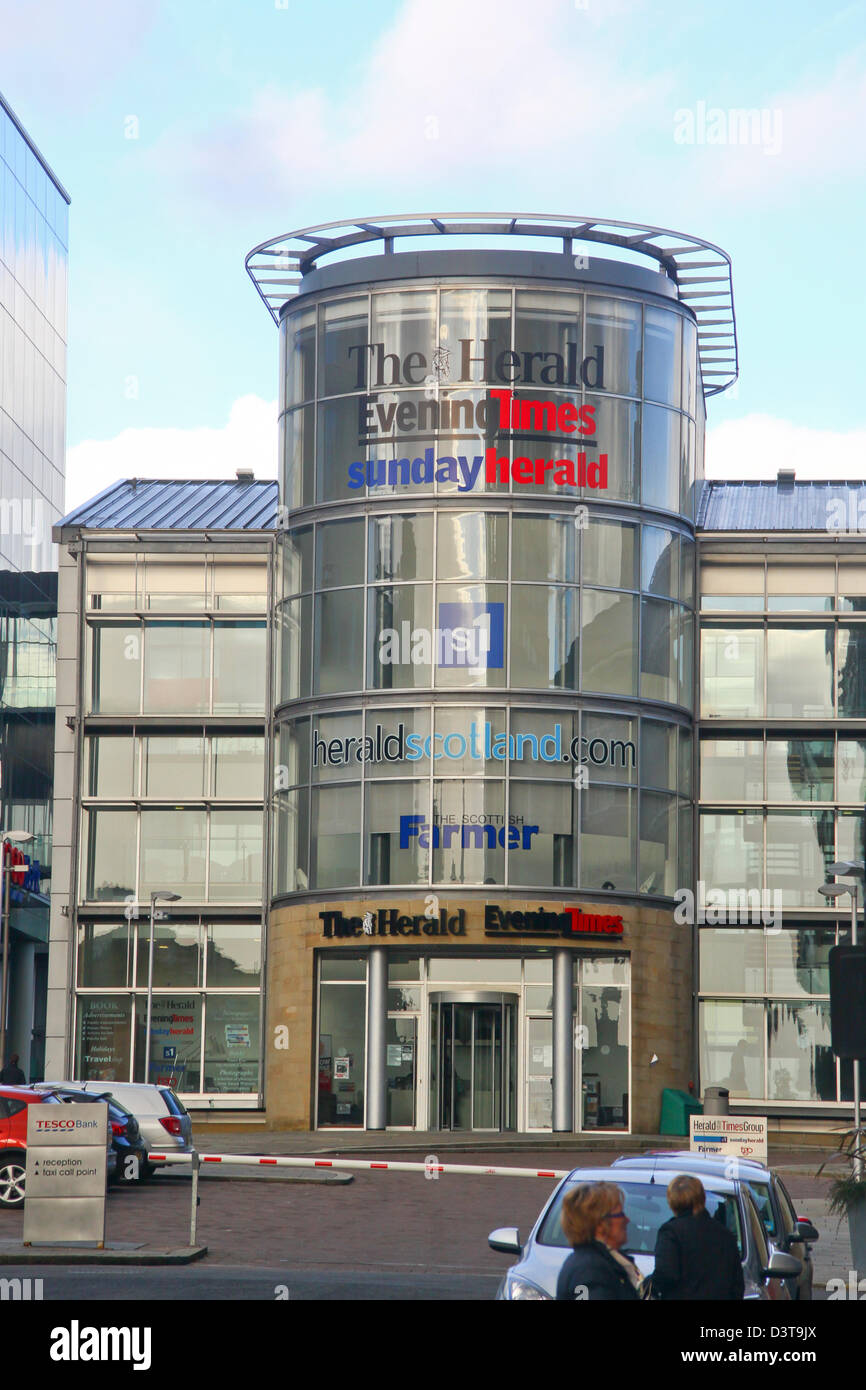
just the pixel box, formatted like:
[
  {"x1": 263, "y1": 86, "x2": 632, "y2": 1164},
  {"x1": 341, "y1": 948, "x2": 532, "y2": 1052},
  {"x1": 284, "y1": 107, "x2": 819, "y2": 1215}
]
[{"x1": 147, "y1": 1151, "x2": 570, "y2": 1180}]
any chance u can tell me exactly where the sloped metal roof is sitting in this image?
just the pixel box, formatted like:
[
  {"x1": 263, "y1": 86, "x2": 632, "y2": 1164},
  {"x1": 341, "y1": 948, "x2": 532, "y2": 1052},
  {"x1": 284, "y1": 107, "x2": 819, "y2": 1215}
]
[
  {"x1": 57, "y1": 479, "x2": 280, "y2": 532},
  {"x1": 697, "y1": 479, "x2": 866, "y2": 532}
]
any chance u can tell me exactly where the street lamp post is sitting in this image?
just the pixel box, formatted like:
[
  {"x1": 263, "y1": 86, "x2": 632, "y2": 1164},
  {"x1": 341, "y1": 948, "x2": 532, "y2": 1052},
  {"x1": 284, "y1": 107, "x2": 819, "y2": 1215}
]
[
  {"x1": 820, "y1": 868, "x2": 864, "y2": 1178},
  {"x1": 0, "y1": 830, "x2": 35, "y2": 1064},
  {"x1": 143, "y1": 891, "x2": 181, "y2": 1085}
]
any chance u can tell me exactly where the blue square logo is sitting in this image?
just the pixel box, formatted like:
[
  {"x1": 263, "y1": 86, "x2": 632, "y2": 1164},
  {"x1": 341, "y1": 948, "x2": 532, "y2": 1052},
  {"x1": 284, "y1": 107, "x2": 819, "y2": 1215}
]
[{"x1": 436, "y1": 602, "x2": 504, "y2": 669}]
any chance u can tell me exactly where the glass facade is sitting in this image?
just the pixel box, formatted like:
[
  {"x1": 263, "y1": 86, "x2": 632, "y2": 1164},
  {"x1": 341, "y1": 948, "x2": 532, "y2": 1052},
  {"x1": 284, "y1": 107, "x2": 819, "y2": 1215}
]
[
  {"x1": 699, "y1": 555, "x2": 866, "y2": 1109},
  {"x1": 72, "y1": 547, "x2": 267, "y2": 1099}
]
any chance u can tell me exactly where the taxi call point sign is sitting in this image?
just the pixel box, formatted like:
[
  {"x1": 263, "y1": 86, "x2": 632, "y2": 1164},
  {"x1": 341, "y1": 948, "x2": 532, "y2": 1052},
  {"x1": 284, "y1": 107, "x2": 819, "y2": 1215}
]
[
  {"x1": 689, "y1": 1114, "x2": 768, "y2": 1163},
  {"x1": 23, "y1": 1103, "x2": 108, "y2": 1247}
]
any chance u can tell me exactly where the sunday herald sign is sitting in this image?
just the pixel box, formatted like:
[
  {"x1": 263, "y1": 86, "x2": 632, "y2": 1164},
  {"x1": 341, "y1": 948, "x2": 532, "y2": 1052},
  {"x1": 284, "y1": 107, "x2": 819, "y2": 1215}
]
[{"x1": 690, "y1": 1115, "x2": 768, "y2": 1163}]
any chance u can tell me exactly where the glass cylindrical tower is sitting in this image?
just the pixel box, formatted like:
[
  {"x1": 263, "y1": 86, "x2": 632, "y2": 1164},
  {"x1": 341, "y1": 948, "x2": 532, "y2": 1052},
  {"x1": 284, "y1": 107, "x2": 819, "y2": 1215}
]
[{"x1": 248, "y1": 215, "x2": 735, "y2": 1134}]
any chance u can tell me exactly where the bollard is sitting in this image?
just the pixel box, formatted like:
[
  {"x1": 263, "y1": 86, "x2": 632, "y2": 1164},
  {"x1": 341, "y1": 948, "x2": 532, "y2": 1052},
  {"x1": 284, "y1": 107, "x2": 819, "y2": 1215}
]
[{"x1": 190, "y1": 1148, "x2": 200, "y2": 1247}]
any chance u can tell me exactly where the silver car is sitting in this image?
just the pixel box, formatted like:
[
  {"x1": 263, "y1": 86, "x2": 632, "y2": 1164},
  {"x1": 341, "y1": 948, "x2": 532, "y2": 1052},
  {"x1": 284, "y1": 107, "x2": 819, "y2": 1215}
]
[
  {"x1": 42, "y1": 1081, "x2": 193, "y2": 1175},
  {"x1": 488, "y1": 1165, "x2": 801, "y2": 1300},
  {"x1": 612, "y1": 1152, "x2": 818, "y2": 1300}
]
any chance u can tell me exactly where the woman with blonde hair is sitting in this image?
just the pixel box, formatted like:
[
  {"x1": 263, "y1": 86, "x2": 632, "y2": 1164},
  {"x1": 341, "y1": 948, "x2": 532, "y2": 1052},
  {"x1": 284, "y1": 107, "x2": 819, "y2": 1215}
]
[{"x1": 555, "y1": 1181, "x2": 641, "y2": 1301}]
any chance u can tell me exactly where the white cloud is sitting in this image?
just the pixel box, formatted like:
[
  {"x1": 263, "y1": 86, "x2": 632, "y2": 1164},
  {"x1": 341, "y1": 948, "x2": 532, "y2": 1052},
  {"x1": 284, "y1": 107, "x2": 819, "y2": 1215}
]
[
  {"x1": 65, "y1": 395, "x2": 277, "y2": 512},
  {"x1": 707, "y1": 414, "x2": 866, "y2": 481},
  {"x1": 153, "y1": 0, "x2": 668, "y2": 203},
  {"x1": 0, "y1": 0, "x2": 156, "y2": 111}
]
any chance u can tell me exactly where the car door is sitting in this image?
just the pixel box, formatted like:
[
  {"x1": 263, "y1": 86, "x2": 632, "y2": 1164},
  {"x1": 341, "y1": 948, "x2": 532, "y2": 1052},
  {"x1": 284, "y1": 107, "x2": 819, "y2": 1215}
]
[
  {"x1": 774, "y1": 1176, "x2": 812, "y2": 1299},
  {"x1": 0, "y1": 1097, "x2": 9, "y2": 1150}
]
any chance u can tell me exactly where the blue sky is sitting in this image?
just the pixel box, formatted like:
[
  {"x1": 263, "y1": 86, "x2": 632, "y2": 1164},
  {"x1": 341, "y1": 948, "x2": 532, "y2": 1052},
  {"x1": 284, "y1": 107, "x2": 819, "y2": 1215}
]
[{"x1": 3, "y1": 0, "x2": 865, "y2": 506}]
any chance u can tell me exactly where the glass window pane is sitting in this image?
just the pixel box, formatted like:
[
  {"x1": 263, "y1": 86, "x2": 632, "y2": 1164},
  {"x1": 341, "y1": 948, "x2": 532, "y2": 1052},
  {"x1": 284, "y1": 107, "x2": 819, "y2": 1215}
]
[
  {"x1": 135, "y1": 918, "x2": 200, "y2": 987},
  {"x1": 640, "y1": 597, "x2": 676, "y2": 703},
  {"x1": 134, "y1": 987, "x2": 202, "y2": 1086},
  {"x1": 582, "y1": 517, "x2": 637, "y2": 590},
  {"x1": 766, "y1": 810, "x2": 834, "y2": 907},
  {"x1": 699, "y1": 1000, "x2": 764, "y2": 1100},
  {"x1": 85, "y1": 809, "x2": 136, "y2": 900},
  {"x1": 144, "y1": 736, "x2": 205, "y2": 798},
  {"x1": 514, "y1": 290, "x2": 582, "y2": 371},
  {"x1": 768, "y1": 1001, "x2": 834, "y2": 1102},
  {"x1": 371, "y1": 291, "x2": 437, "y2": 382},
  {"x1": 212, "y1": 737, "x2": 264, "y2": 799},
  {"x1": 641, "y1": 405, "x2": 680, "y2": 512},
  {"x1": 639, "y1": 790, "x2": 676, "y2": 895},
  {"x1": 582, "y1": 589, "x2": 637, "y2": 696},
  {"x1": 700, "y1": 738, "x2": 764, "y2": 801},
  {"x1": 700, "y1": 929, "x2": 765, "y2": 994},
  {"x1": 367, "y1": 584, "x2": 432, "y2": 689},
  {"x1": 642, "y1": 526, "x2": 677, "y2": 598},
  {"x1": 511, "y1": 585, "x2": 577, "y2": 689},
  {"x1": 365, "y1": 779, "x2": 429, "y2": 885},
  {"x1": 509, "y1": 708, "x2": 577, "y2": 779},
  {"x1": 213, "y1": 621, "x2": 266, "y2": 714},
  {"x1": 509, "y1": 781, "x2": 575, "y2": 887},
  {"x1": 143, "y1": 557, "x2": 207, "y2": 611},
  {"x1": 205, "y1": 924, "x2": 262, "y2": 986},
  {"x1": 282, "y1": 408, "x2": 314, "y2": 511},
  {"x1": 701, "y1": 627, "x2": 764, "y2": 718},
  {"x1": 281, "y1": 527, "x2": 313, "y2": 597},
  {"x1": 311, "y1": 710, "x2": 363, "y2": 782},
  {"x1": 436, "y1": 511, "x2": 507, "y2": 581},
  {"x1": 203, "y1": 996, "x2": 260, "y2": 1094},
  {"x1": 318, "y1": 980, "x2": 366, "y2": 1125},
  {"x1": 277, "y1": 597, "x2": 312, "y2": 701},
  {"x1": 209, "y1": 810, "x2": 263, "y2": 901},
  {"x1": 439, "y1": 288, "x2": 511, "y2": 384},
  {"x1": 836, "y1": 809, "x2": 866, "y2": 868},
  {"x1": 75, "y1": 994, "x2": 132, "y2": 1082},
  {"x1": 585, "y1": 396, "x2": 639, "y2": 505},
  {"x1": 580, "y1": 784, "x2": 635, "y2": 892},
  {"x1": 311, "y1": 784, "x2": 360, "y2": 888},
  {"x1": 317, "y1": 397, "x2": 361, "y2": 502},
  {"x1": 285, "y1": 305, "x2": 316, "y2": 405},
  {"x1": 274, "y1": 787, "x2": 309, "y2": 894},
  {"x1": 213, "y1": 559, "x2": 267, "y2": 612},
  {"x1": 641, "y1": 721, "x2": 677, "y2": 789},
  {"x1": 88, "y1": 736, "x2": 136, "y2": 798},
  {"x1": 766, "y1": 739, "x2": 834, "y2": 802},
  {"x1": 582, "y1": 712, "x2": 637, "y2": 783},
  {"x1": 586, "y1": 296, "x2": 640, "y2": 397},
  {"x1": 317, "y1": 518, "x2": 364, "y2": 589},
  {"x1": 363, "y1": 707, "x2": 431, "y2": 779},
  {"x1": 370, "y1": 513, "x2": 433, "y2": 582},
  {"x1": 512, "y1": 515, "x2": 576, "y2": 582},
  {"x1": 581, "y1": 986, "x2": 629, "y2": 1128},
  {"x1": 319, "y1": 296, "x2": 368, "y2": 397},
  {"x1": 766, "y1": 929, "x2": 834, "y2": 996},
  {"x1": 838, "y1": 626, "x2": 866, "y2": 717},
  {"x1": 699, "y1": 813, "x2": 763, "y2": 897},
  {"x1": 315, "y1": 591, "x2": 364, "y2": 693},
  {"x1": 838, "y1": 740, "x2": 866, "y2": 801},
  {"x1": 140, "y1": 809, "x2": 206, "y2": 899},
  {"x1": 77, "y1": 921, "x2": 133, "y2": 987},
  {"x1": 433, "y1": 583, "x2": 507, "y2": 690},
  {"x1": 433, "y1": 706, "x2": 506, "y2": 775},
  {"x1": 321, "y1": 957, "x2": 367, "y2": 980},
  {"x1": 765, "y1": 627, "x2": 834, "y2": 718},
  {"x1": 143, "y1": 622, "x2": 209, "y2": 714},
  {"x1": 644, "y1": 306, "x2": 682, "y2": 407},
  {"x1": 89, "y1": 623, "x2": 141, "y2": 713},
  {"x1": 432, "y1": 779, "x2": 505, "y2": 884}
]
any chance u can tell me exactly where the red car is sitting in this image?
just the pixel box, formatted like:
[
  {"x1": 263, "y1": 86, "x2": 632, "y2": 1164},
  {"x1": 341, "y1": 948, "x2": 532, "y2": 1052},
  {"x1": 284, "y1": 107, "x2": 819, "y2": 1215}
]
[{"x1": 0, "y1": 1085, "x2": 63, "y2": 1207}]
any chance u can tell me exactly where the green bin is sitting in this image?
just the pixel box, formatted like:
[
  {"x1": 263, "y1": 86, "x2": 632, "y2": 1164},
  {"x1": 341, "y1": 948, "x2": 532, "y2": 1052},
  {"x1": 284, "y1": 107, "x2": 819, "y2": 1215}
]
[{"x1": 659, "y1": 1088, "x2": 703, "y2": 1137}]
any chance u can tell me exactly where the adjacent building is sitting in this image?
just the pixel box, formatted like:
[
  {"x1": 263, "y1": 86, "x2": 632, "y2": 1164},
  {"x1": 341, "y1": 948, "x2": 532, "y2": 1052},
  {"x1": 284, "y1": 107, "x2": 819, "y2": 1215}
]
[{"x1": 0, "y1": 91, "x2": 68, "y2": 1079}]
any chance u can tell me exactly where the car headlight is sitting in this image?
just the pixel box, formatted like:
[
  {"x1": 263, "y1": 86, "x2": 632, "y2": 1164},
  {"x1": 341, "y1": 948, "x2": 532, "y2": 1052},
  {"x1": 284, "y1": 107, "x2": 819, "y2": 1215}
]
[{"x1": 502, "y1": 1273, "x2": 551, "y2": 1301}]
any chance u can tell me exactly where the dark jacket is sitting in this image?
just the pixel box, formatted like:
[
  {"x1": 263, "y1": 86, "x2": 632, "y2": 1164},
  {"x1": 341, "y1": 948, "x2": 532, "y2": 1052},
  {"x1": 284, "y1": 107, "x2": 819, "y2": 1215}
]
[
  {"x1": 0, "y1": 1062, "x2": 25, "y2": 1085},
  {"x1": 653, "y1": 1209, "x2": 745, "y2": 1301},
  {"x1": 556, "y1": 1240, "x2": 641, "y2": 1301}
]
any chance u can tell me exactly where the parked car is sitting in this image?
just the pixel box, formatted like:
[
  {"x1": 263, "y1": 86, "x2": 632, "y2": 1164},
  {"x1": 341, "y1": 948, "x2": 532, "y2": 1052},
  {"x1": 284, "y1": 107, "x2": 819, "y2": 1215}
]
[
  {"x1": 0, "y1": 1086, "x2": 109, "y2": 1207},
  {"x1": 487, "y1": 1165, "x2": 801, "y2": 1300},
  {"x1": 33, "y1": 1086, "x2": 146, "y2": 1184},
  {"x1": 611, "y1": 1151, "x2": 819, "y2": 1300},
  {"x1": 43, "y1": 1082, "x2": 193, "y2": 1175}
]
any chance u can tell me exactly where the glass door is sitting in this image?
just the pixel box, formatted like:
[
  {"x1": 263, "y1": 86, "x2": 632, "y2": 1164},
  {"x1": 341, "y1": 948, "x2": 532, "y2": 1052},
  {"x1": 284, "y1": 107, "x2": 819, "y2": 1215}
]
[
  {"x1": 526, "y1": 1017, "x2": 553, "y2": 1130},
  {"x1": 430, "y1": 993, "x2": 517, "y2": 1132}
]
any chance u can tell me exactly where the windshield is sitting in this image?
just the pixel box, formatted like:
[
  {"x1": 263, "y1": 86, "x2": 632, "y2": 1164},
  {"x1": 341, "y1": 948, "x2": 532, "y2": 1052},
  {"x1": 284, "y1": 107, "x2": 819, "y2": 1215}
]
[{"x1": 538, "y1": 1181, "x2": 744, "y2": 1257}]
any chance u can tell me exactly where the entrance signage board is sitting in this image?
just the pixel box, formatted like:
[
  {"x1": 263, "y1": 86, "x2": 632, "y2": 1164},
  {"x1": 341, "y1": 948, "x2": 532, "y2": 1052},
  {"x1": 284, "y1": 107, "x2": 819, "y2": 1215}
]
[
  {"x1": 23, "y1": 1104, "x2": 108, "y2": 1246},
  {"x1": 689, "y1": 1115, "x2": 767, "y2": 1162}
]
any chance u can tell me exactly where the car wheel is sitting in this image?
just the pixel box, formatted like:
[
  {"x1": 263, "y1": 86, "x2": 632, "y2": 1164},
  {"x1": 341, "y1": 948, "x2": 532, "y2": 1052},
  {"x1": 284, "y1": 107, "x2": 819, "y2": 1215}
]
[{"x1": 0, "y1": 1156, "x2": 27, "y2": 1208}]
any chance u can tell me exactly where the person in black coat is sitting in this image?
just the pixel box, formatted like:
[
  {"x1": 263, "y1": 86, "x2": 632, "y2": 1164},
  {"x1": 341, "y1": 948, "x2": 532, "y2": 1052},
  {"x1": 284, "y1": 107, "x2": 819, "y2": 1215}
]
[
  {"x1": 653, "y1": 1174, "x2": 745, "y2": 1301},
  {"x1": 556, "y1": 1182, "x2": 642, "y2": 1301},
  {"x1": 0, "y1": 1052, "x2": 25, "y2": 1084}
]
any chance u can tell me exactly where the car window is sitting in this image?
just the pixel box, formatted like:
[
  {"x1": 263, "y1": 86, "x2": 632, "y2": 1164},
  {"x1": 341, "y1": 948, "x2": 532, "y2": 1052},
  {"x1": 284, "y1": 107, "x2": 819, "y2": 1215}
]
[
  {"x1": 6, "y1": 1099, "x2": 27, "y2": 1118},
  {"x1": 775, "y1": 1180, "x2": 799, "y2": 1237},
  {"x1": 745, "y1": 1180, "x2": 777, "y2": 1237},
  {"x1": 537, "y1": 1182, "x2": 744, "y2": 1257},
  {"x1": 744, "y1": 1193, "x2": 769, "y2": 1267},
  {"x1": 160, "y1": 1089, "x2": 187, "y2": 1116}
]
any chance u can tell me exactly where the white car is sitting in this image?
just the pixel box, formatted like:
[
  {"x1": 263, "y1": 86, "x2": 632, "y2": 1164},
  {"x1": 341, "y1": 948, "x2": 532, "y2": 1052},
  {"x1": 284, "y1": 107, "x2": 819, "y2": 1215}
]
[{"x1": 41, "y1": 1082, "x2": 193, "y2": 1176}]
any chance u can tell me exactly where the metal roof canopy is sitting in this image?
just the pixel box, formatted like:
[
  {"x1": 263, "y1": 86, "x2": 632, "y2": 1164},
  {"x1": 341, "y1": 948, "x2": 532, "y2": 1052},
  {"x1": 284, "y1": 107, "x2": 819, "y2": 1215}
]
[{"x1": 245, "y1": 212, "x2": 738, "y2": 397}]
